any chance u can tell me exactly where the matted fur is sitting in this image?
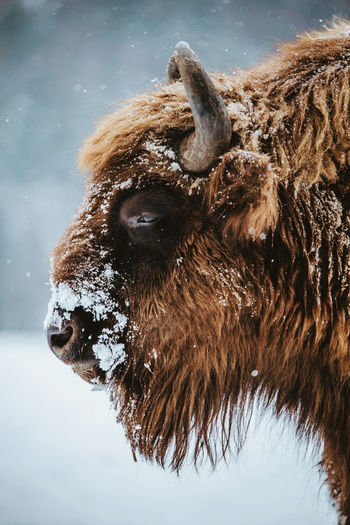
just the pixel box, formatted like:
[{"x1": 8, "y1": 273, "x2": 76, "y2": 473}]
[{"x1": 49, "y1": 20, "x2": 349, "y2": 522}]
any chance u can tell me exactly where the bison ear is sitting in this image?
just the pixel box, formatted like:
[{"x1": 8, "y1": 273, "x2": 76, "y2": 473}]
[{"x1": 209, "y1": 150, "x2": 279, "y2": 242}]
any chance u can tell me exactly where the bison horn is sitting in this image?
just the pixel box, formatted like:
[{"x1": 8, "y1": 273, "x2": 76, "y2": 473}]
[{"x1": 167, "y1": 41, "x2": 232, "y2": 173}]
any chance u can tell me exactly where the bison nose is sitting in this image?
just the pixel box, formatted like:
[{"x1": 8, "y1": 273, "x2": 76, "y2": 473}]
[{"x1": 47, "y1": 324, "x2": 74, "y2": 360}]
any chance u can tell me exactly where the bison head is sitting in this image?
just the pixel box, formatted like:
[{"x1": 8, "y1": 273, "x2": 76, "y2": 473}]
[{"x1": 45, "y1": 34, "x2": 344, "y2": 469}]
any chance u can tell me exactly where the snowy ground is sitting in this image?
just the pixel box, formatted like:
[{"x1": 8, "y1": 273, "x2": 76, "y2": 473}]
[{"x1": 0, "y1": 331, "x2": 337, "y2": 525}]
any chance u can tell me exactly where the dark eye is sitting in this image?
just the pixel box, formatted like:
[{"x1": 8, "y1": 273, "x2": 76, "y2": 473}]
[
  {"x1": 137, "y1": 215, "x2": 158, "y2": 224},
  {"x1": 126, "y1": 211, "x2": 160, "y2": 228},
  {"x1": 118, "y1": 189, "x2": 185, "y2": 248}
]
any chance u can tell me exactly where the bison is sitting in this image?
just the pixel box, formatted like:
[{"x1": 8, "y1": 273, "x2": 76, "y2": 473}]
[{"x1": 45, "y1": 20, "x2": 350, "y2": 523}]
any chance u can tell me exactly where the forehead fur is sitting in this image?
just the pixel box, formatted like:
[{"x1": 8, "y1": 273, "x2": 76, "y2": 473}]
[{"x1": 78, "y1": 77, "x2": 236, "y2": 181}]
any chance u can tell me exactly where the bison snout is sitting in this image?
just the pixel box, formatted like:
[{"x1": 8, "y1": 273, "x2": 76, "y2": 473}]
[
  {"x1": 47, "y1": 317, "x2": 80, "y2": 364},
  {"x1": 47, "y1": 324, "x2": 73, "y2": 355}
]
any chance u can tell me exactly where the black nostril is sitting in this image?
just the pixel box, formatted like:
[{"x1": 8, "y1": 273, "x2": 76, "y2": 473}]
[
  {"x1": 47, "y1": 325, "x2": 73, "y2": 354},
  {"x1": 52, "y1": 326, "x2": 73, "y2": 348}
]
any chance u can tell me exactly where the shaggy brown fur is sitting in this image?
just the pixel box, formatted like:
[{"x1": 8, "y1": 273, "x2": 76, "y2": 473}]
[{"x1": 48, "y1": 20, "x2": 349, "y2": 522}]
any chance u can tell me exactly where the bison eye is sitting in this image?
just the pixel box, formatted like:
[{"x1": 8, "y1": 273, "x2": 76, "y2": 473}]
[
  {"x1": 118, "y1": 189, "x2": 184, "y2": 248},
  {"x1": 127, "y1": 212, "x2": 160, "y2": 228},
  {"x1": 137, "y1": 215, "x2": 157, "y2": 223}
]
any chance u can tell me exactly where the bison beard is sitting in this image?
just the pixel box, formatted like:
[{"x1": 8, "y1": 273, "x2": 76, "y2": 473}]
[{"x1": 45, "y1": 21, "x2": 350, "y2": 523}]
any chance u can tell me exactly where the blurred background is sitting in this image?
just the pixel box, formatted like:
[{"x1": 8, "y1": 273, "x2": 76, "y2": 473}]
[{"x1": 1, "y1": 1, "x2": 348, "y2": 524}]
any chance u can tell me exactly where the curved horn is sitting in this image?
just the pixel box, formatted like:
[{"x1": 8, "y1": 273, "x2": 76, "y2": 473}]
[{"x1": 167, "y1": 41, "x2": 232, "y2": 173}]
